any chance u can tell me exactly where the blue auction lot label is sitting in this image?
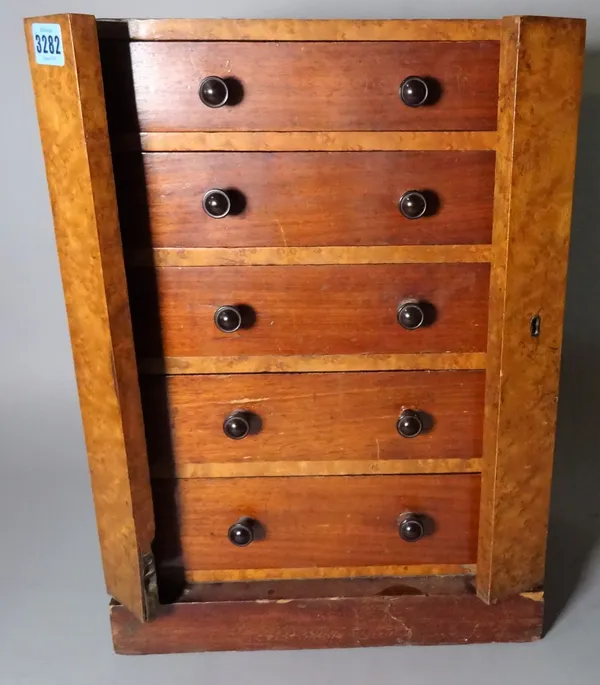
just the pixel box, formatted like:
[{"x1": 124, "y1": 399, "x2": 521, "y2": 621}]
[{"x1": 32, "y1": 23, "x2": 64, "y2": 66}]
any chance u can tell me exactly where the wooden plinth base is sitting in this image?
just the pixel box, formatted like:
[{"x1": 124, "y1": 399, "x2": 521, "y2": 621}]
[{"x1": 110, "y1": 576, "x2": 544, "y2": 654}]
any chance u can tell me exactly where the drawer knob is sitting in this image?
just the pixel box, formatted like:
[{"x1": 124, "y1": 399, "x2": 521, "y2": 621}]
[
  {"x1": 203, "y1": 189, "x2": 232, "y2": 219},
  {"x1": 223, "y1": 411, "x2": 253, "y2": 440},
  {"x1": 399, "y1": 76, "x2": 430, "y2": 107},
  {"x1": 228, "y1": 517, "x2": 257, "y2": 547},
  {"x1": 398, "y1": 513, "x2": 426, "y2": 542},
  {"x1": 214, "y1": 305, "x2": 242, "y2": 333},
  {"x1": 396, "y1": 409, "x2": 423, "y2": 438},
  {"x1": 397, "y1": 302, "x2": 426, "y2": 330},
  {"x1": 199, "y1": 76, "x2": 229, "y2": 108},
  {"x1": 398, "y1": 190, "x2": 428, "y2": 220}
]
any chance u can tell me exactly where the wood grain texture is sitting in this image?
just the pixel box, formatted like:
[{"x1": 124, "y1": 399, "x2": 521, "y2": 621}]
[
  {"x1": 180, "y1": 574, "x2": 475, "y2": 602},
  {"x1": 111, "y1": 585, "x2": 543, "y2": 654},
  {"x1": 128, "y1": 131, "x2": 498, "y2": 152},
  {"x1": 117, "y1": 152, "x2": 495, "y2": 248},
  {"x1": 187, "y1": 565, "x2": 476, "y2": 583},
  {"x1": 140, "y1": 353, "x2": 487, "y2": 375},
  {"x1": 151, "y1": 458, "x2": 482, "y2": 479},
  {"x1": 101, "y1": 42, "x2": 500, "y2": 132},
  {"x1": 477, "y1": 17, "x2": 585, "y2": 602},
  {"x1": 142, "y1": 371, "x2": 485, "y2": 466},
  {"x1": 25, "y1": 14, "x2": 156, "y2": 622},
  {"x1": 129, "y1": 245, "x2": 493, "y2": 267},
  {"x1": 98, "y1": 18, "x2": 502, "y2": 41},
  {"x1": 128, "y1": 264, "x2": 491, "y2": 358},
  {"x1": 152, "y1": 475, "x2": 480, "y2": 574}
]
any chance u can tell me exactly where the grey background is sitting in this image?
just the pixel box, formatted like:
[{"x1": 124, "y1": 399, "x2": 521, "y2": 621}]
[{"x1": 1, "y1": 1, "x2": 599, "y2": 683}]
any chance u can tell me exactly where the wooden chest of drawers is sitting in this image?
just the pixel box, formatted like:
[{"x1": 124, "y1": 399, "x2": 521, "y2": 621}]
[{"x1": 26, "y1": 14, "x2": 585, "y2": 653}]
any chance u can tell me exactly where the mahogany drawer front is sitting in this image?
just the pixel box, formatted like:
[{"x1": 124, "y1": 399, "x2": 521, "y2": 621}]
[
  {"x1": 142, "y1": 371, "x2": 485, "y2": 467},
  {"x1": 152, "y1": 475, "x2": 480, "y2": 573},
  {"x1": 128, "y1": 264, "x2": 490, "y2": 358},
  {"x1": 117, "y1": 151, "x2": 496, "y2": 248},
  {"x1": 102, "y1": 41, "x2": 500, "y2": 132}
]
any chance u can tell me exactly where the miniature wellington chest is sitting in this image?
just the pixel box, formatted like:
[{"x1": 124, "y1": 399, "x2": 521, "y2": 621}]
[{"x1": 26, "y1": 14, "x2": 585, "y2": 653}]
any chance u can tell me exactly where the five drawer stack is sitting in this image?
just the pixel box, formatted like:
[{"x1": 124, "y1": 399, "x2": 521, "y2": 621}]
[{"x1": 102, "y1": 34, "x2": 500, "y2": 585}]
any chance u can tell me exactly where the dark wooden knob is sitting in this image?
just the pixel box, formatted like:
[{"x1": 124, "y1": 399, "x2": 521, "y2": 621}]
[
  {"x1": 399, "y1": 76, "x2": 429, "y2": 107},
  {"x1": 396, "y1": 410, "x2": 423, "y2": 438},
  {"x1": 399, "y1": 190, "x2": 427, "y2": 219},
  {"x1": 398, "y1": 513, "x2": 425, "y2": 542},
  {"x1": 397, "y1": 302, "x2": 425, "y2": 330},
  {"x1": 228, "y1": 517, "x2": 256, "y2": 546},
  {"x1": 214, "y1": 305, "x2": 242, "y2": 333},
  {"x1": 199, "y1": 76, "x2": 229, "y2": 108},
  {"x1": 203, "y1": 189, "x2": 231, "y2": 219},
  {"x1": 223, "y1": 411, "x2": 254, "y2": 440}
]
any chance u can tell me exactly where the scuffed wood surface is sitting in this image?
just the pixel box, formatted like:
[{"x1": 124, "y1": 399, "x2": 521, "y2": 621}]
[
  {"x1": 186, "y1": 564, "x2": 476, "y2": 583},
  {"x1": 139, "y1": 352, "x2": 487, "y2": 375},
  {"x1": 142, "y1": 371, "x2": 485, "y2": 466},
  {"x1": 101, "y1": 41, "x2": 500, "y2": 132},
  {"x1": 180, "y1": 574, "x2": 474, "y2": 602},
  {"x1": 128, "y1": 264, "x2": 490, "y2": 358},
  {"x1": 111, "y1": 585, "x2": 543, "y2": 654},
  {"x1": 151, "y1": 458, "x2": 482, "y2": 479},
  {"x1": 116, "y1": 151, "x2": 495, "y2": 248},
  {"x1": 152, "y1": 475, "x2": 480, "y2": 575},
  {"x1": 477, "y1": 16, "x2": 585, "y2": 602},
  {"x1": 128, "y1": 245, "x2": 493, "y2": 267},
  {"x1": 25, "y1": 14, "x2": 156, "y2": 621},
  {"x1": 98, "y1": 18, "x2": 502, "y2": 41}
]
